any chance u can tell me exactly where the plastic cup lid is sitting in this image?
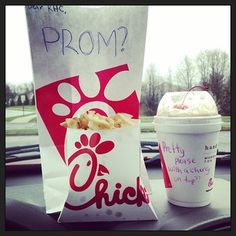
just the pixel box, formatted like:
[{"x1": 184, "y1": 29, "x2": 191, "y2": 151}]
[{"x1": 156, "y1": 91, "x2": 219, "y2": 118}]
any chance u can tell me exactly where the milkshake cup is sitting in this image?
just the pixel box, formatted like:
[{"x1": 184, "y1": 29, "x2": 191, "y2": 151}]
[{"x1": 153, "y1": 88, "x2": 222, "y2": 207}]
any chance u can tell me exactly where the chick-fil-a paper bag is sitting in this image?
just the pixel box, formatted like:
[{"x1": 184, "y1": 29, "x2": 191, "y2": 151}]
[
  {"x1": 59, "y1": 125, "x2": 157, "y2": 222},
  {"x1": 25, "y1": 5, "x2": 157, "y2": 221}
]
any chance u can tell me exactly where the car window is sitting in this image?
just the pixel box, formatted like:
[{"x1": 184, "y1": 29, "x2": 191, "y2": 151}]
[
  {"x1": 5, "y1": 5, "x2": 231, "y2": 231},
  {"x1": 5, "y1": 5, "x2": 230, "y2": 152}
]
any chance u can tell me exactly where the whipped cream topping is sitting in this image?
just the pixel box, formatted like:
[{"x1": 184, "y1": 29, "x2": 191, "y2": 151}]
[{"x1": 157, "y1": 91, "x2": 218, "y2": 117}]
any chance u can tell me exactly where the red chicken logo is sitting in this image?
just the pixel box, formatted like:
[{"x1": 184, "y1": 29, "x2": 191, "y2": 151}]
[
  {"x1": 64, "y1": 132, "x2": 150, "y2": 211},
  {"x1": 35, "y1": 64, "x2": 139, "y2": 163},
  {"x1": 68, "y1": 133, "x2": 114, "y2": 191}
]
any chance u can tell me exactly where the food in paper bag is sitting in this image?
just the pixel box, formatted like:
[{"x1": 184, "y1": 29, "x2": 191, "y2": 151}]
[
  {"x1": 25, "y1": 5, "x2": 157, "y2": 222},
  {"x1": 58, "y1": 111, "x2": 156, "y2": 222},
  {"x1": 58, "y1": 118, "x2": 157, "y2": 222},
  {"x1": 60, "y1": 111, "x2": 135, "y2": 130}
]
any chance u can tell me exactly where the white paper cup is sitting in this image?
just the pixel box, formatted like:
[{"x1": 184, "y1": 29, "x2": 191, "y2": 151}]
[{"x1": 154, "y1": 115, "x2": 222, "y2": 207}]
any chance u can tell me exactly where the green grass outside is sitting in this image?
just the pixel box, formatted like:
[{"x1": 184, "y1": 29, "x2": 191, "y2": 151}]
[
  {"x1": 6, "y1": 105, "x2": 36, "y2": 123},
  {"x1": 6, "y1": 129, "x2": 39, "y2": 136},
  {"x1": 5, "y1": 105, "x2": 230, "y2": 135},
  {"x1": 28, "y1": 117, "x2": 37, "y2": 123},
  {"x1": 140, "y1": 116, "x2": 154, "y2": 123},
  {"x1": 222, "y1": 116, "x2": 230, "y2": 123},
  {"x1": 6, "y1": 121, "x2": 230, "y2": 136},
  {"x1": 6, "y1": 105, "x2": 36, "y2": 112},
  {"x1": 6, "y1": 113, "x2": 36, "y2": 123},
  {"x1": 6, "y1": 106, "x2": 230, "y2": 123},
  {"x1": 222, "y1": 122, "x2": 230, "y2": 131}
]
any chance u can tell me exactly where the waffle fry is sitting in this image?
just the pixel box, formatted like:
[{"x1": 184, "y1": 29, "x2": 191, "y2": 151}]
[
  {"x1": 112, "y1": 113, "x2": 134, "y2": 128},
  {"x1": 60, "y1": 111, "x2": 134, "y2": 130},
  {"x1": 60, "y1": 117, "x2": 80, "y2": 129}
]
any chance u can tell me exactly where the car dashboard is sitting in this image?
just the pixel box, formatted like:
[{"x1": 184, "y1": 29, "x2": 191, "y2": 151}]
[{"x1": 5, "y1": 142, "x2": 231, "y2": 231}]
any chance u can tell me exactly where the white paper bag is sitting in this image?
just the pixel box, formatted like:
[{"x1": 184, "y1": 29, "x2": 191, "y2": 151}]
[
  {"x1": 26, "y1": 5, "x2": 157, "y2": 222},
  {"x1": 58, "y1": 124, "x2": 156, "y2": 222}
]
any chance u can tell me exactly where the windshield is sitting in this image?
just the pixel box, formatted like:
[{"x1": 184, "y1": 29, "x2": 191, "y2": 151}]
[
  {"x1": 5, "y1": 6, "x2": 231, "y2": 232},
  {"x1": 5, "y1": 6, "x2": 230, "y2": 156}
]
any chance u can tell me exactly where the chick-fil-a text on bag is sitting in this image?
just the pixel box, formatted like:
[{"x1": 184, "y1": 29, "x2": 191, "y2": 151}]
[{"x1": 25, "y1": 5, "x2": 157, "y2": 222}]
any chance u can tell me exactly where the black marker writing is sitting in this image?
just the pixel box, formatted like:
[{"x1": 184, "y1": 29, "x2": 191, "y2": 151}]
[
  {"x1": 98, "y1": 30, "x2": 117, "y2": 56},
  {"x1": 28, "y1": 5, "x2": 66, "y2": 15},
  {"x1": 41, "y1": 26, "x2": 128, "y2": 57},
  {"x1": 79, "y1": 31, "x2": 94, "y2": 56},
  {"x1": 118, "y1": 26, "x2": 128, "y2": 52},
  {"x1": 62, "y1": 29, "x2": 79, "y2": 55},
  {"x1": 42, "y1": 27, "x2": 60, "y2": 52}
]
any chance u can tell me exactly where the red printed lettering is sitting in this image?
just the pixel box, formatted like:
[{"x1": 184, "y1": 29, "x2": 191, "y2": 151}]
[{"x1": 65, "y1": 177, "x2": 149, "y2": 210}]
